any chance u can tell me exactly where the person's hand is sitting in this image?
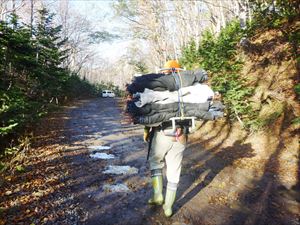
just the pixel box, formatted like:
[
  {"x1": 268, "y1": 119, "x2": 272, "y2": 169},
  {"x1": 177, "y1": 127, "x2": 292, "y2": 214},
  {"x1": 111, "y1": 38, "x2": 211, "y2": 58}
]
[{"x1": 143, "y1": 127, "x2": 150, "y2": 142}]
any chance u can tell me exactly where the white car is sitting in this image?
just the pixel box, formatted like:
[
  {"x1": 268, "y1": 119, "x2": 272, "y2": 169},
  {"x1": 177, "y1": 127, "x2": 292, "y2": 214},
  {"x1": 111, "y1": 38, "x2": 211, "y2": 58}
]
[{"x1": 102, "y1": 90, "x2": 115, "y2": 98}]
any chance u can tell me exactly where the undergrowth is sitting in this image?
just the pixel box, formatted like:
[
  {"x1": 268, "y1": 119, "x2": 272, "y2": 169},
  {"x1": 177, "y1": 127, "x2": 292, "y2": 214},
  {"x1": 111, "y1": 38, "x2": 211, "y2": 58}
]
[{"x1": 180, "y1": 21, "x2": 255, "y2": 129}]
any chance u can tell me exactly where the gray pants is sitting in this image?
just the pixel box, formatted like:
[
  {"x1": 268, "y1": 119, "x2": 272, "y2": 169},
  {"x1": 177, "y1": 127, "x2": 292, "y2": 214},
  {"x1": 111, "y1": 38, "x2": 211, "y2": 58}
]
[{"x1": 149, "y1": 129, "x2": 186, "y2": 184}]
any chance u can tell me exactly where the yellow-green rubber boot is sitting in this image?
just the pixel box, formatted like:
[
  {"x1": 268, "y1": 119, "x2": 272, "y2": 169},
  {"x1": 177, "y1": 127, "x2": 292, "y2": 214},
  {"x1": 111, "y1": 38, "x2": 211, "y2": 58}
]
[
  {"x1": 163, "y1": 188, "x2": 176, "y2": 217},
  {"x1": 148, "y1": 175, "x2": 163, "y2": 205}
]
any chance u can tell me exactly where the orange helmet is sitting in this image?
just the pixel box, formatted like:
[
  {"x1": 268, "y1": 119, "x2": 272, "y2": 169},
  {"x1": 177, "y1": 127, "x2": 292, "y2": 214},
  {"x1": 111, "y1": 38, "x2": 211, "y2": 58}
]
[{"x1": 164, "y1": 60, "x2": 180, "y2": 69}]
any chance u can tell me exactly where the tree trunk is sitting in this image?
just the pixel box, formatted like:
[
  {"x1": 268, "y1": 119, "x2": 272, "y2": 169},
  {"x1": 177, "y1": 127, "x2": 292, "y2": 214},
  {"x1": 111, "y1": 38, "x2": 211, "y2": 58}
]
[{"x1": 30, "y1": 0, "x2": 34, "y2": 35}]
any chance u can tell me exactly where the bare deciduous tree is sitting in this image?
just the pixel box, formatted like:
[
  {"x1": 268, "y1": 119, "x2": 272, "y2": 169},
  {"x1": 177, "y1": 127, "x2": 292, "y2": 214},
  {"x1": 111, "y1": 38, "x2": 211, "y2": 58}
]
[
  {"x1": 113, "y1": 0, "x2": 252, "y2": 71},
  {"x1": 0, "y1": 0, "x2": 26, "y2": 20}
]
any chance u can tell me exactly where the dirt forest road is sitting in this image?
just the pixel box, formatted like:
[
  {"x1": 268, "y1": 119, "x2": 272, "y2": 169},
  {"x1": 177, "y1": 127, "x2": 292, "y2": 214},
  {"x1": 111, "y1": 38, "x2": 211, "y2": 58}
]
[{"x1": 1, "y1": 97, "x2": 299, "y2": 225}]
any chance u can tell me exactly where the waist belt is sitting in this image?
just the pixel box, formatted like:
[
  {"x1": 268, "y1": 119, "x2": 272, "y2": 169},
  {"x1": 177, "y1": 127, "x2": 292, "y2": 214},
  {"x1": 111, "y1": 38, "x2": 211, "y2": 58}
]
[{"x1": 158, "y1": 120, "x2": 192, "y2": 134}]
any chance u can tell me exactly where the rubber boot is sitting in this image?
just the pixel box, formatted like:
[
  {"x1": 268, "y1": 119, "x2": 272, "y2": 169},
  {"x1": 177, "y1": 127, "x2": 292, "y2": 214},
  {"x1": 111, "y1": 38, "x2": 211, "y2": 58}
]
[
  {"x1": 148, "y1": 175, "x2": 164, "y2": 205},
  {"x1": 163, "y1": 187, "x2": 177, "y2": 217}
]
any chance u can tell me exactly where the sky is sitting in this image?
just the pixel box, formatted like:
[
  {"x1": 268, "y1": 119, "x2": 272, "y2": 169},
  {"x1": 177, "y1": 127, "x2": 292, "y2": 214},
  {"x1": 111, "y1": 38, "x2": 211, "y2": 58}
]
[{"x1": 69, "y1": 0, "x2": 132, "y2": 61}]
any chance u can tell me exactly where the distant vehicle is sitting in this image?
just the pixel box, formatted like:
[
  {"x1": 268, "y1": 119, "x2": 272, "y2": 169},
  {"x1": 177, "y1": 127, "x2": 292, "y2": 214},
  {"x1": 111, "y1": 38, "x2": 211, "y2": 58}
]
[{"x1": 102, "y1": 90, "x2": 115, "y2": 98}]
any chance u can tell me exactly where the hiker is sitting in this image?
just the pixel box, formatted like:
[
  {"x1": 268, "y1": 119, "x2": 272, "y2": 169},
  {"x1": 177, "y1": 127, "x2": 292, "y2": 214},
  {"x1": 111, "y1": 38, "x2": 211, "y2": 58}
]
[
  {"x1": 144, "y1": 60, "x2": 189, "y2": 217},
  {"x1": 125, "y1": 60, "x2": 223, "y2": 217}
]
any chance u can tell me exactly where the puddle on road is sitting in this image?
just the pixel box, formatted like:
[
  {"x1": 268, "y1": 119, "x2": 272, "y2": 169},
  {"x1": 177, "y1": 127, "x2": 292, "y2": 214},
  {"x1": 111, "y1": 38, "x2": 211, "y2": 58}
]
[
  {"x1": 88, "y1": 145, "x2": 111, "y2": 151},
  {"x1": 90, "y1": 153, "x2": 115, "y2": 159},
  {"x1": 72, "y1": 135, "x2": 103, "y2": 141},
  {"x1": 103, "y1": 165, "x2": 139, "y2": 175},
  {"x1": 103, "y1": 183, "x2": 130, "y2": 193}
]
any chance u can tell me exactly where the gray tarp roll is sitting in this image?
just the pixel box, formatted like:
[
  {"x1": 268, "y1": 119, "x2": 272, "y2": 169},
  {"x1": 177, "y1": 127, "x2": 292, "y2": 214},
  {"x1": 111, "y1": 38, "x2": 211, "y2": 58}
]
[
  {"x1": 127, "y1": 101, "x2": 210, "y2": 116},
  {"x1": 127, "y1": 69, "x2": 208, "y2": 94},
  {"x1": 130, "y1": 101, "x2": 225, "y2": 125},
  {"x1": 133, "y1": 108, "x2": 221, "y2": 125}
]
